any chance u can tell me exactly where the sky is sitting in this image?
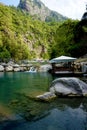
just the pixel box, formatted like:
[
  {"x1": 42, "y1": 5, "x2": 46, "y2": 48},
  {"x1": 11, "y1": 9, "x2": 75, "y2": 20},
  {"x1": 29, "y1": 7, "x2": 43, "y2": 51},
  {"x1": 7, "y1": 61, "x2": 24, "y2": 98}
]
[{"x1": 0, "y1": 0, "x2": 87, "y2": 20}]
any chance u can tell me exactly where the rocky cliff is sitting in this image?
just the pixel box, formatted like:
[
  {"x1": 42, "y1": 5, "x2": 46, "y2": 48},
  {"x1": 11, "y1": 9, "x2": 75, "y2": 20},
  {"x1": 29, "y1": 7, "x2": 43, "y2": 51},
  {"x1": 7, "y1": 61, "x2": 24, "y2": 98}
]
[{"x1": 18, "y1": 0, "x2": 67, "y2": 22}]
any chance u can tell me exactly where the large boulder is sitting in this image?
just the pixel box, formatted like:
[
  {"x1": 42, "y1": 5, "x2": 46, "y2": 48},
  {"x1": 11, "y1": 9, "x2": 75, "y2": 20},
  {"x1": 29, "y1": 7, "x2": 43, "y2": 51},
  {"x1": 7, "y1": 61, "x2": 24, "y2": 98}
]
[{"x1": 50, "y1": 77, "x2": 87, "y2": 97}]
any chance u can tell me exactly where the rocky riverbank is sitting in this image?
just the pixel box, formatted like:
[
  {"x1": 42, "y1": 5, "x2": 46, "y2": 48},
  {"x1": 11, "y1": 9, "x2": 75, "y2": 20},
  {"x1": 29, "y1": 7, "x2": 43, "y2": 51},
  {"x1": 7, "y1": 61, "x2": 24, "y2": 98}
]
[
  {"x1": 0, "y1": 62, "x2": 31, "y2": 72},
  {"x1": 0, "y1": 61, "x2": 52, "y2": 72}
]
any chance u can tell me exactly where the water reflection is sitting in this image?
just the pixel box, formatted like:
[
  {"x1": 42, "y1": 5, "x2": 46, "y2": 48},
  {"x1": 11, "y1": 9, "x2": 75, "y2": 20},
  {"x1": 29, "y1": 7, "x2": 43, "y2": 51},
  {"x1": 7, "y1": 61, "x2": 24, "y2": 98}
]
[
  {"x1": 1, "y1": 98, "x2": 87, "y2": 130},
  {"x1": 19, "y1": 97, "x2": 87, "y2": 120}
]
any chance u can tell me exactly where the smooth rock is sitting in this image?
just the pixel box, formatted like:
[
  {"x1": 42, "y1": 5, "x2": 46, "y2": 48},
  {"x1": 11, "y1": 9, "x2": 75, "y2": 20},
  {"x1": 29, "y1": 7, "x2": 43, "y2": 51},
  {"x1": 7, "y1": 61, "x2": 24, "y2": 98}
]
[{"x1": 50, "y1": 77, "x2": 87, "y2": 96}]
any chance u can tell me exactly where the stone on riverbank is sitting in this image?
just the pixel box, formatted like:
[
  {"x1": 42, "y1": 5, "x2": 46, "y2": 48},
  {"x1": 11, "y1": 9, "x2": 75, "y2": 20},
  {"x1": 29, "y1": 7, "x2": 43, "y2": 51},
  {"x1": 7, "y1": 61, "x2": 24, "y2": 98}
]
[
  {"x1": 13, "y1": 68, "x2": 20, "y2": 72},
  {"x1": 39, "y1": 64, "x2": 52, "y2": 72},
  {"x1": 5, "y1": 65, "x2": 13, "y2": 72},
  {"x1": 0, "y1": 65, "x2": 4, "y2": 72}
]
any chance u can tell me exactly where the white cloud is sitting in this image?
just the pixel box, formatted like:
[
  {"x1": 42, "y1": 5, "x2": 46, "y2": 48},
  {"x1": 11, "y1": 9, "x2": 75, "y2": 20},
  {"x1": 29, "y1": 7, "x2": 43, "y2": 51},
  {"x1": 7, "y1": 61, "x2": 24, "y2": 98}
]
[{"x1": 41, "y1": 0, "x2": 87, "y2": 20}]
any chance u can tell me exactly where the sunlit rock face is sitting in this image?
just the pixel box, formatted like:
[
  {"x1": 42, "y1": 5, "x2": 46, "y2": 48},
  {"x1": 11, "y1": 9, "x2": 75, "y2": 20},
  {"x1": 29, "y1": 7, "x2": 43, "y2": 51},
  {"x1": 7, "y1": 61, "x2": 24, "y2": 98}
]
[{"x1": 50, "y1": 78, "x2": 87, "y2": 97}]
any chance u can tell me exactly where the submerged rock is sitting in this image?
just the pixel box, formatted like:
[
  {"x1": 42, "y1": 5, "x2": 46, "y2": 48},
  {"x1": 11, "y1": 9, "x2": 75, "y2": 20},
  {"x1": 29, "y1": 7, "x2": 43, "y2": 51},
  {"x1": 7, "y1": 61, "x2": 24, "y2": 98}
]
[{"x1": 50, "y1": 77, "x2": 87, "y2": 97}]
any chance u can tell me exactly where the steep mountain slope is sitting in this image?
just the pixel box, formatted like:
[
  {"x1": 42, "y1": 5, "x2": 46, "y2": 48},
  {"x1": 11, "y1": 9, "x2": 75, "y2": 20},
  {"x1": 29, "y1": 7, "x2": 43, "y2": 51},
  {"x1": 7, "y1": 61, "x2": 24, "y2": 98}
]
[{"x1": 18, "y1": 0, "x2": 67, "y2": 22}]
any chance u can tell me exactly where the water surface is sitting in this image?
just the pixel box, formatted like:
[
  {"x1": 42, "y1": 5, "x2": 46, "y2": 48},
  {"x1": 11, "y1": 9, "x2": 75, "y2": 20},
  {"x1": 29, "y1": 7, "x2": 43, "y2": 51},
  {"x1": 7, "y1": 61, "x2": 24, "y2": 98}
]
[
  {"x1": 0, "y1": 72, "x2": 87, "y2": 130},
  {"x1": 0, "y1": 72, "x2": 52, "y2": 104}
]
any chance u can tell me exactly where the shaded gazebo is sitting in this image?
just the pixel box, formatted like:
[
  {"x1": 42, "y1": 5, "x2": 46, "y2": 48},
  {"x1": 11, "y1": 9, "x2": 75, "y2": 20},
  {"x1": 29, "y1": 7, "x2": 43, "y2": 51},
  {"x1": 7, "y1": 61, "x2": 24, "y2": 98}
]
[{"x1": 49, "y1": 56, "x2": 76, "y2": 74}]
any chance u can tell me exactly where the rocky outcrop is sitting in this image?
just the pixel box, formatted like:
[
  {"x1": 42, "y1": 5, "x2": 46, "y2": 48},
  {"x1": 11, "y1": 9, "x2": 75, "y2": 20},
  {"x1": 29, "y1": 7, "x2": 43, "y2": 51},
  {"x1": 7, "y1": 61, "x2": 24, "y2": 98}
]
[{"x1": 18, "y1": 0, "x2": 67, "y2": 22}]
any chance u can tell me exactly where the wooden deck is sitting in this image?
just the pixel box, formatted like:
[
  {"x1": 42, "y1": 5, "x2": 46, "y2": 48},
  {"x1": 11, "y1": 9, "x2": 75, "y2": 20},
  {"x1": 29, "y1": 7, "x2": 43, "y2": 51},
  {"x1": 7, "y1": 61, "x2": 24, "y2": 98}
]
[
  {"x1": 49, "y1": 69, "x2": 84, "y2": 77},
  {"x1": 49, "y1": 62, "x2": 87, "y2": 77}
]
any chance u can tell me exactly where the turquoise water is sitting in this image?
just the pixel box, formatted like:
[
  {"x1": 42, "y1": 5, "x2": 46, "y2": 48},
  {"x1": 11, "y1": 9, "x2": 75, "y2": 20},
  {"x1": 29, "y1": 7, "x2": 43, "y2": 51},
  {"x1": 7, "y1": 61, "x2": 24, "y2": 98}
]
[
  {"x1": 0, "y1": 72, "x2": 87, "y2": 130},
  {"x1": 0, "y1": 72, "x2": 52, "y2": 105}
]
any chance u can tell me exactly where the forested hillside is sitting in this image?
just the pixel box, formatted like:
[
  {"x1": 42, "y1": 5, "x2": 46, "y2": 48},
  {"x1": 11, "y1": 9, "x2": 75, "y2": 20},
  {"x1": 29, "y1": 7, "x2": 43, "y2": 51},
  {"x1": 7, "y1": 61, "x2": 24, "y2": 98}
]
[
  {"x1": 0, "y1": 3, "x2": 87, "y2": 62},
  {"x1": 0, "y1": 3, "x2": 59, "y2": 61}
]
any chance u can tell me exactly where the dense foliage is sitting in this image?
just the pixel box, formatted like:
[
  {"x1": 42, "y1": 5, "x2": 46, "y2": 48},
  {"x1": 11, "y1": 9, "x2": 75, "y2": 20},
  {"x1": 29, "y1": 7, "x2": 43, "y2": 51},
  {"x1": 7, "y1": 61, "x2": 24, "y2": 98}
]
[
  {"x1": 51, "y1": 19, "x2": 87, "y2": 58},
  {"x1": 0, "y1": 3, "x2": 87, "y2": 61}
]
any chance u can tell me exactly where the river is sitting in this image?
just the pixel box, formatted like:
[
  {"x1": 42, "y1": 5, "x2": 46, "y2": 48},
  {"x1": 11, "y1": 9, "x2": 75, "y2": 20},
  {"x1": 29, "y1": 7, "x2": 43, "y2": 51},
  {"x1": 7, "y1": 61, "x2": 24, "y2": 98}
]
[{"x1": 0, "y1": 72, "x2": 87, "y2": 130}]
